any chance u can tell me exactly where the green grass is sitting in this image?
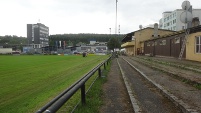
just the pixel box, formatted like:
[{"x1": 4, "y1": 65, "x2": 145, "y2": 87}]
[
  {"x1": 0, "y1": 55, "x2": 108, "y2": 113},
  {"x1": 73, "y1": 61, "x2": 111, "y2": 113}
]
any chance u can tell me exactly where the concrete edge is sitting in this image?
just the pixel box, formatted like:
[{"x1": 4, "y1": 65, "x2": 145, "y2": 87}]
[
  {"x1": 116, "y1": 58, "x2": 142, "y2": 113},
  {"x1": 123, "y1": 58, "x2": 199, "y2": 113}
]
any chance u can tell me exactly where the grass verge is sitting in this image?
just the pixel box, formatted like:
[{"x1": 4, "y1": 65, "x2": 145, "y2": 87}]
[{"x1": 72, "y1": 60, "x2": 111, "y2": 113}]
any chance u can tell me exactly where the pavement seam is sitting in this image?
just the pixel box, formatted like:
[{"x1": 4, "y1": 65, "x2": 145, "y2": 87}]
[
  {"x1": 117, "y1": 58, "x2": 142, "y2": 113},
  {"x1": 123, "y1": 58, "x2": 199, "y2": 113}
]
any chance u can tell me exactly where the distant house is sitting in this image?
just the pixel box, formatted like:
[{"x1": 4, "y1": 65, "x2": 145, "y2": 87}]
[
  {"x1": 0, "y1": 48, "x2": 12, "y2": 54},
  {"x1": 76, "y1": 41, "x2": 107, "y2": 53}
]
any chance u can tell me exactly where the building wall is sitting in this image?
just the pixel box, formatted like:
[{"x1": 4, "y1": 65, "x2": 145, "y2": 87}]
[
  {"x1": 159, "y1": 9, "x2": 201, "y2": 31},
  {"x1": 27, "y1": 23, "x2": 49, "y2": 48},
  {"x1": 125, "y1": 46, "x2": 134, "y2": 56},
  {"x1": 186, "y1": 32, "x2": 201, "y2": 62},
  {"x1": 27, "y1": 24, "x2": 32, "y2": 45},
  {"x1": 134, "y1": 28, "x2": 174, "y2": 55},
  {"x1": 144, "y1": 32, "x2": 186, "y2": 58},
  {"x1": 0, "y1": 48, "x2": 12, "y2": 54}
]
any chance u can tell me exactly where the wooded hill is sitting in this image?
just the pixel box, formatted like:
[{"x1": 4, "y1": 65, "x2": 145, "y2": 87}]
[
  {"x1": 49, "y1": 34, "x2": 124, "y2": 46},
  {"x1": 0, "y1": 35, "x2": 27, "y2": 45},
  {"x1": 0, "y1": 34, "x2": 125, "y2": 46}
]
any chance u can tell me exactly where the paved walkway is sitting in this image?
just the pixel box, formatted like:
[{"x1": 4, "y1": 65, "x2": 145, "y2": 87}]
[{"x1": 99, "y1": 59, "x2": 134, "y2": 113}]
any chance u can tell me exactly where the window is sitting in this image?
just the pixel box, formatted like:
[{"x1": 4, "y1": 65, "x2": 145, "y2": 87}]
[
  {"x1": 162, "y1": 40, "x2": 166, "y2": 45},
  {"x1": 155, "y1": 41, "x2": 157, "y2": 46},
  {"x1": 147, "y1": 42, "x2": 150, "y2": 46},
  {"x1": 196, "y1": 36, "x2": 201, "y2": 53},
  {"x1": 160, "y1": 40, "x2": 166, "y2": 45},
  {"x1": 174, "y1": 37, "x2": 180, "y2": 44}
]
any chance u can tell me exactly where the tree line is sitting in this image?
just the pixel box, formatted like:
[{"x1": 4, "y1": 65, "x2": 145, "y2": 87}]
[
  {"x1": 0, "y1": 33, "x2": 125, "y2": 50},
  {"x1": 0, "y1": 35, "x2": 27, "y2": 45},
  {"x1": 49, "y1": 33, "x2": 124, "y2": 46}
]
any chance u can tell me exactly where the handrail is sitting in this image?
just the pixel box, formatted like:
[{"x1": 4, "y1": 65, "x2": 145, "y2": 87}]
[{"x1": 36, "y1": 56, "x2": 111, "y2": 113}]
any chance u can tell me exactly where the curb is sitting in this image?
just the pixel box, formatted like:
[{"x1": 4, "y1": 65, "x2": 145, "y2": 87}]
[{"x1": 117, "y1": 58, "x2": 142, "y2": 113}]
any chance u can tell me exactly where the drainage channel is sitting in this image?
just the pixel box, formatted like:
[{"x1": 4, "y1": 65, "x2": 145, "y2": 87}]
[{"x1": 117, "y1": 58, "x2": 182, "y2": 113}]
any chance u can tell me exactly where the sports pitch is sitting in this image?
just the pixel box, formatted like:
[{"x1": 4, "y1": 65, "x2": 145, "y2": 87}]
[{"x1": 0, "y1": 55, "x2": 108, "y2": 113}]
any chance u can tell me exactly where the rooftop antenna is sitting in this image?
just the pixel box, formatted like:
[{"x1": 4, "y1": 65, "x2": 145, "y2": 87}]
[
  {"x1": 118, "y1": 25, "x2": 120, "y2": 35},
  {"x1": 139, "y1": 25, "x2": 143, "y2": 29},
  {"x1": 178, "y1": 0, "x2": 193, "y2": 60}
]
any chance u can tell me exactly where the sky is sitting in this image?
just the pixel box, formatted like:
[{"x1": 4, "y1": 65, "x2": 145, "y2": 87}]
[{"x1": 0, "y1": 0, "x2": 200, "y2": 37}]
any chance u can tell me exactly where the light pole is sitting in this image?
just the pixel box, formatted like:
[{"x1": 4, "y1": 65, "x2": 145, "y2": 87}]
[{"x1": 115, "y1": 0, "x2": 118, "y2": 35}]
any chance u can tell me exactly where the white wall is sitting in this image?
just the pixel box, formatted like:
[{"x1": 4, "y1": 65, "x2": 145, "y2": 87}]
[{"x1": 0, "y1": 48, "x2": 12, "y2": 54}]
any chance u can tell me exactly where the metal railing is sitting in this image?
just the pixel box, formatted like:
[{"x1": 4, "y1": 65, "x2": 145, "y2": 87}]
[{"x1": 36, "y1": 56, "x2": 111, "y2": 113}]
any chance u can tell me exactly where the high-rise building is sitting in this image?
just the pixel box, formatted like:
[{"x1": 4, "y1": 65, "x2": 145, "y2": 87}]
[
  {"x1": 159, "y1": 9, "x2": 201, "y2": 31},
  {"x1": 27, "y1": 23, "x2": 49, "y2": 48}
]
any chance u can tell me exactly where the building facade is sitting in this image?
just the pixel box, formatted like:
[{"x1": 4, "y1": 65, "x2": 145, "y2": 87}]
[
  {"x1": 144, "y1": 25, "x2": 201, "y2": 62},
  {"x1": 121, "y1": 27, "x2": 175, "y2": 56},
  {"x1": 159, "y1": 9, "x2": 201, "y2": 31},
  {"x1": 27, "y1": 23, "x2": 49, "y2": 48}
]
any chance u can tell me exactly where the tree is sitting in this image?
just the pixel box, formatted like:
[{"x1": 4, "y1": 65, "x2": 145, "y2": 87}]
[{"x1": 107, "y1": 37, "x2": 121, "y2": 51}]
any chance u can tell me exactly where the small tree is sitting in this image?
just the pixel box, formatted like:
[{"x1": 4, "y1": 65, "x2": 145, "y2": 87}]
[{"x1": 107, "y1": 37, "x2": 121, "y2": 51}]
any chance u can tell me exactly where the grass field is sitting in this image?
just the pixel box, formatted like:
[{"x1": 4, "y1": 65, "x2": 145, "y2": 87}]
[{"x1": 0, "y1": 55, "x2": 108, "y2": 113}]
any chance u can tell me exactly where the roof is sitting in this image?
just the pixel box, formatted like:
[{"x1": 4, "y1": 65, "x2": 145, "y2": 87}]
[
  {"x1": 121, "y1": 32, "x2": 134, "y2": 42},
  {"x1": 144, "y1": 25, "x2": 201, "y2": 42},
  {"x1": 121, "y1": 27, "x2": 174, "y2": 43}
]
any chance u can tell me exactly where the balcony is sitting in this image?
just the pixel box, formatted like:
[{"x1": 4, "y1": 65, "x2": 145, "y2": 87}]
[{"x1": 121, "y1": 41, "x2": 135, "y2": 48}]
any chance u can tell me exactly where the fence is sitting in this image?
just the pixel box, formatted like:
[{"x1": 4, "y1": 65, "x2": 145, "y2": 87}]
[{"x1": 36, "y1": 56, "x2": 111, "y2": 113}]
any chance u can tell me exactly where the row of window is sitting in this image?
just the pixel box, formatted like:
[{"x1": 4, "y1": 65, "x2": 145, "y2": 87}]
[
  {"x1": 164, "y1": 12, "x2": 176, "y2": 22},
  {"x1": 166, "y1": 26, "x2": 177, "y2": 31},
  {"x1": 164, "y1": 19, "x2": 176, "y2": 27},
  {"x1": 147, "y1": 40, "x2": 167, "y2": 46}
]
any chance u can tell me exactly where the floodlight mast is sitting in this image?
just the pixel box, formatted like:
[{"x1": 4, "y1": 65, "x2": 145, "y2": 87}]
[{"x1": 115, "y1": 0, "x2": 118, "y2": 35}]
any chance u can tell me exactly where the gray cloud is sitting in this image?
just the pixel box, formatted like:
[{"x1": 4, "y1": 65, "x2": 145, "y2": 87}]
[{"x1": 0, "y1": 0, "x2": 200, "y2": 36}]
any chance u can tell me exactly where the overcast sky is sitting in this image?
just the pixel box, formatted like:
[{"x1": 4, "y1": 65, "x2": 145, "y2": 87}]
[{"x1": 0, "y1": 0, "x2": 200, "y2": 37}]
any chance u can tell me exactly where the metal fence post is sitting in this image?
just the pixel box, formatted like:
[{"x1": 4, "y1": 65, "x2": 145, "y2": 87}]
[
  {"x1": 98, "y1": 68, "x2": 101, "y2": 77},
  {"x1": 81, "y1": 84, "x2": 86, "y2": 104}
]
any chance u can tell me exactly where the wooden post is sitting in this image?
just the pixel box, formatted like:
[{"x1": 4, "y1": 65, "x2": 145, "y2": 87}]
[{"x1": 98, "y1": 68, "x2": 101, "y2": 77}]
